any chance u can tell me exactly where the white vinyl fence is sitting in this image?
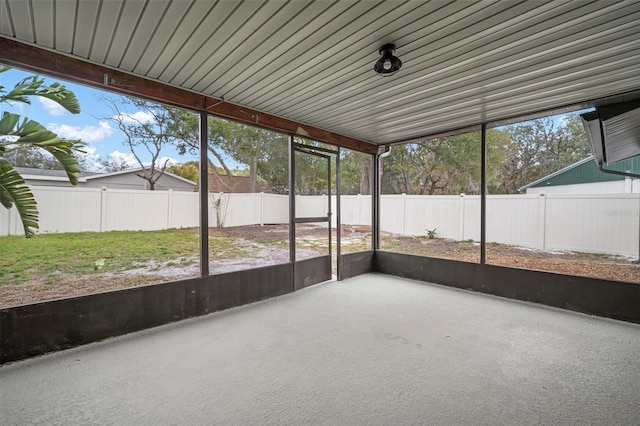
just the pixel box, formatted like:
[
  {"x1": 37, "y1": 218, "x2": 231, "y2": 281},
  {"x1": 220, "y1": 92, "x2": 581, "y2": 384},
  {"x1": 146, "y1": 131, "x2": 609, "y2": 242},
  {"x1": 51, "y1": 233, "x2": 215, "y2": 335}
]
[
  {"x1": 1, "y1": 187, "x2": 638, "y2": 257},
  {"x1": 379, "y1": 193, "x2": 640, "y2": 257}
]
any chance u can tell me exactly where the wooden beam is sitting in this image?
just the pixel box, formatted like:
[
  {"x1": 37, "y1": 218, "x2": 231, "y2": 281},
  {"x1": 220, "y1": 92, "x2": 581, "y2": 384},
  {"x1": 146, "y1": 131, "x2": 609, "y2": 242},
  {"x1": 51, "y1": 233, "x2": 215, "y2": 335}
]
[{"x1": 0, "y1": 37, "x2": 378, "y2": 155}]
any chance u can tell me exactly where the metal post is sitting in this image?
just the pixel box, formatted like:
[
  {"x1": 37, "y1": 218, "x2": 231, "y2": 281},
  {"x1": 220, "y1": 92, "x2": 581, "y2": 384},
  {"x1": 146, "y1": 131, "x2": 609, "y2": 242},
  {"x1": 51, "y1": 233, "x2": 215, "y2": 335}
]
[
  {"x1": 372, "y1": 151, "x2": 380, "y2": 250},
  {"x1": 289, "y1": 135, "x2": 296, "y2": 265},
  {"x1": 336, "y1": 148, "x2": 341, "y2": 279},
  {"x1": 199, "y1": 111, "x2": 209, "y2": 277},
  {"x1": 480, "y1": 123, "x2": 487, "y2": 265},
  {"x1": 327, "y1": 150, "x2": 332, "y2": 264}
]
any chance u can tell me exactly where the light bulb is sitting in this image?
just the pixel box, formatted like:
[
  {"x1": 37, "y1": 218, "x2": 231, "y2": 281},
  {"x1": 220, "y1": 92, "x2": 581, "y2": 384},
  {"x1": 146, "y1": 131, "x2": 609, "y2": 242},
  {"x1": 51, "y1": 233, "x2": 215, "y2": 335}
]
[{"x1": 383, "y1": 59, "x2": 392, "y2": 70}]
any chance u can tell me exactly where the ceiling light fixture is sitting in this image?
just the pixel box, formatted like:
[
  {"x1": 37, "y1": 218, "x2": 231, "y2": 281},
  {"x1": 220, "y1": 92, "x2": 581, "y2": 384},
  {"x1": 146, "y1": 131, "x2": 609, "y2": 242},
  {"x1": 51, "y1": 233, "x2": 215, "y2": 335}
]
[{"x1": 374, "y1": 43, "x2": 402, "y2": 76}]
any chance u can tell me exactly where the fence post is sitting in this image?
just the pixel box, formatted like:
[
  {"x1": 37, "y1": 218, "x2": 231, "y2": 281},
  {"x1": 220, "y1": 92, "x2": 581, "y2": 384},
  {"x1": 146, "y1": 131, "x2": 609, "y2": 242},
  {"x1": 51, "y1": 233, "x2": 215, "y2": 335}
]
[
  {"x1": 459, "y1": 193, "x2": 465, "y2": 240},
  {"x1": 260, "y1": 192, "x2": 264, "y2": 226},
  {"x1": 401, "y1": 193, "x2": 407, "y2": 235},
  {"x1": 538, "y1": 192, "x2": 546, "y2": 250},
  {"x1": 166, "y1": 189, "x2": 174, "y2": 229},
  {"x1": 100, "y1": 187, "x2": 108, "y2": 232}
]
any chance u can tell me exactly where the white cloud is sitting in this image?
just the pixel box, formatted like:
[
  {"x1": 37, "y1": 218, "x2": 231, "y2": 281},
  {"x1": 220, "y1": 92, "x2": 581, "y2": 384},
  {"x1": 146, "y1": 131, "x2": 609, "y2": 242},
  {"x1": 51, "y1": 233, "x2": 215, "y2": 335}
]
[
  {"x1": 48, "y1": 121, "x2": 113, "y2": 143},
  {"x1": 158, "y1": 156, "x2": 178, "y2": 167},
  {"x1": 107, "y1": 150, "x2": 139, "y2": 167},
  {"x1": 39, "y1": 97, "x2": 66, "y2": 116},
  {"x1": 6, "y1": 100, "x2": 25, "y2": 112},
  {"x1": 100, "y1": 151, "x2": 179, "y2": 172},
  {"x1": 115, "y1": 110, "x2": 155, "y2": 124}
]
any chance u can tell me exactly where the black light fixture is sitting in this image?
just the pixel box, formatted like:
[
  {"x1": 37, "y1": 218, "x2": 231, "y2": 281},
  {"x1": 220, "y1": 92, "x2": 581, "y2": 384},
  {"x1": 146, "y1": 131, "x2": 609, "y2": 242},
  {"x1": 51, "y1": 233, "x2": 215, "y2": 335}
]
[{"x1": 374, "y1": 43, "x2": 402, "y2": 76}]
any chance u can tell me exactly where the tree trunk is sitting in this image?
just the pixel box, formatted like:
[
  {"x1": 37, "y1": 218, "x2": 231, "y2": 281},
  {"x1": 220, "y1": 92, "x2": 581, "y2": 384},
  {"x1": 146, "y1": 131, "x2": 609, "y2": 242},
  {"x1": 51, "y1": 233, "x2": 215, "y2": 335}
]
[
  {"x1": 249, "y1": 155, "x2": 258, "y2": 193},
  {"x1": 359, "y1": 158, "x2": 371, "y2": 195}
]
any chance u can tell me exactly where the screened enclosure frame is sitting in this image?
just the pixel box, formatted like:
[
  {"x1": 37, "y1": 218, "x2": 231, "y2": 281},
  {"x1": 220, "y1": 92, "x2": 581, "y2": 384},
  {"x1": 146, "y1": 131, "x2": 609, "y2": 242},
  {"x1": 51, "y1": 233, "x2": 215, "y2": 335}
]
[{"x1": 2, "y1": 35, "x2": 640, "y2": 364}]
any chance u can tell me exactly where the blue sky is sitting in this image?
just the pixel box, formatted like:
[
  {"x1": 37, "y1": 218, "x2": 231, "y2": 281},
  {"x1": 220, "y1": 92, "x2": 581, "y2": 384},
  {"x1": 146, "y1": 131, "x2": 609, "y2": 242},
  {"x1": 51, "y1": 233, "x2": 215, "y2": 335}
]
[{"x1": 1, "y1": 66, "x2": 198, "y2": 172}]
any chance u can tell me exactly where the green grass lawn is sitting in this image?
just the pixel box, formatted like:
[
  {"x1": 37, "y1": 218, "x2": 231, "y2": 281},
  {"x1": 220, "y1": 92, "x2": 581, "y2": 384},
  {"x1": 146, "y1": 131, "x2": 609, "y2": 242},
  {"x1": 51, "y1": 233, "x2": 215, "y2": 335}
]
[{"x1": 0, "y1": 228, "x2": 247, "y2": 285}]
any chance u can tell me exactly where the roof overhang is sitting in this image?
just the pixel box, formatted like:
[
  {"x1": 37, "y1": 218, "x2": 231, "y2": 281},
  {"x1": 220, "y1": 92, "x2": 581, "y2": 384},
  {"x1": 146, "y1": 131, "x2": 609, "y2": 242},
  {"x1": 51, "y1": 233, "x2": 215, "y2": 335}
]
[
  {"x1": 581, "y1": 100, "x2": 640, "y2": 166},
  {"x1": 2, "y1": 1, "x2": 640, "y2": 148}
]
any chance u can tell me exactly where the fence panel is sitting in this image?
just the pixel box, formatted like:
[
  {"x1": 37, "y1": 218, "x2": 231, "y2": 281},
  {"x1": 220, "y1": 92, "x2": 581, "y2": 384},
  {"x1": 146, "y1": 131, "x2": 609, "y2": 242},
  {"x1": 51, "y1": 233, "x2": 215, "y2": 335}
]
[
  {"x1": 404, "y1": 195, "x2": 463, "y2": 239},
  {"x1": 168, "y1": 191, "x2": 200, "y2": 229},
  {"x1": 261, "y1": 193, "x2": 289, "y2": 224},
  {"x1": 103, "y1": 189, "x2": 170, "y2": 231},
  {"x1": 34, "y1": 187, "x2": 103, "y2": 233},
  {"x1": 380, "y1": 195, "x2": 405, "y2": 235},
  {"x1": 340, "y1": 195, "x2": 365, "y2": 225},
  {"x1": 544, "y1": 194, "x2": 639, "y2": 256},
  {"x1": 486, "y1": 195, "x2": 540, "y2": 248},
  {"x1": 0, "y1": 205, "x2": 21, "y2": 236},
  {"x1": 296, "y1": 195, "x2": 326, "y2": 219},
  {"x1": 220, "y1": 193, "x2": 261, "y2": 228},
  {"x1": 462, "y1": 196, "x2": 481, "y2": 242}
]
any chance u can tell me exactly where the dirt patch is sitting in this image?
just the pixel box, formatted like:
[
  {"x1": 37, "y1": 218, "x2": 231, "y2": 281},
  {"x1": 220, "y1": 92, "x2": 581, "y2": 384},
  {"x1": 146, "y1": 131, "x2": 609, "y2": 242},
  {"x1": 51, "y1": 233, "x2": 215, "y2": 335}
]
[
  {"x1": 1, "y1": 225, "x2": 638, "y2": 307},
  {"x1": 382, "y1": 234, "x2": 640, "y2": 284}
]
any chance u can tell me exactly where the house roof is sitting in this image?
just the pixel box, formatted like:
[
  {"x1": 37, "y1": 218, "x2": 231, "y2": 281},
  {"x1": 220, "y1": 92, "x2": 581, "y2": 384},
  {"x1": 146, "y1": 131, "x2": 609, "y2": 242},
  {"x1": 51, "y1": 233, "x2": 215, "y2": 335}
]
[
  {"x1": 83, "y1": 167, "x2": 196, "y2": 186},
  {"x1": 2, "y1": 1, "x2": 640, "y2": 148},
  {"x1": 16, "y1": 166, "x2": 196, "y2": 186},
  {"x1": 519, "y1": 156, "x2": 640, "y2": 191},
  {"x1": 14, "y1": 167, "x2": 98, "y2": 182}
]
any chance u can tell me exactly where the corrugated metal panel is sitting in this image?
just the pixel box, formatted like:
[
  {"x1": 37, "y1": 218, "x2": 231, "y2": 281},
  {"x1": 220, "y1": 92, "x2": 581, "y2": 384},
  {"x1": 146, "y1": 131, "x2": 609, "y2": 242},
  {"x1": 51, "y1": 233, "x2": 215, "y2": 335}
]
[
  {"x1": 73, "y1": 1, "x2": 100, "y2": 59},
  {"x1": 2, "y1": 0, "x2": 640, "y2": 145},
  {"x1": 53, "y1": 0, "x2": 76, "y2": 53},
  {"x1": 30, "y1": 0, "x2": 55, "y2": 48},
  {"x1": 5, "y1": 0, "x2": 33, "y2": 42}
]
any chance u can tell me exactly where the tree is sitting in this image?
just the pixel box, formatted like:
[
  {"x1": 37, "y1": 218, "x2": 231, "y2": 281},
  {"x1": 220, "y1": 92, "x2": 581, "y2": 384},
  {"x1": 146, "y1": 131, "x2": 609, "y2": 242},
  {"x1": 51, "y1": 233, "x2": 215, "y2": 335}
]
[
  {"x1": 339, "y1": 150, "x2": 372, "y2": 195},
  {"x1": 494, "y1": 115, "x2": 590, "y2": 193},
  {"x1": 0, "y1": 66, "x2": 83, "y2": 237},
  {"x1": 168, "y1": 111, "x2": 240, "y2": 192},
  {"x1": 169, "y1": 112, "x2": 291, "y2": 193},
  {"x1": 1, "y1": 145, "x2": 64, "y2": 170},
  {"x1": 101, "y1": 96, "x2": 185, "y2": 190},
  {"x1": 381, "y1": 133, "x2": 482, "y2": 195},
  {"x1": 101, "y1": 155, "x2": 132, "y2": 172},
  {"x1": 167, "y1": 160, "x2": 199, "y2": 182}
]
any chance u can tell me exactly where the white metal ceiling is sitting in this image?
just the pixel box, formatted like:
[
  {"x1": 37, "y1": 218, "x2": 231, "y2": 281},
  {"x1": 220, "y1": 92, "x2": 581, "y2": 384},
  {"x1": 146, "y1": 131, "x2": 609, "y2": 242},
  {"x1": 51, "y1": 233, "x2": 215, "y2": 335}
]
[{"x1": 2, "y1": 0, "x2": 640, "y2": 145}]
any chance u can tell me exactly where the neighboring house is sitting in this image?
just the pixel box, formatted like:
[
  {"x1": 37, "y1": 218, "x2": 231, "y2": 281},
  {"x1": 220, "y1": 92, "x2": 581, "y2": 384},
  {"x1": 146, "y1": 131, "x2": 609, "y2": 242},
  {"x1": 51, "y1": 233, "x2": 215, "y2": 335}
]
[
  {"x1": 195, "y1": 172, "x2": 263, "y2": 193},
  {"x1": 16, "y1": 167, "x2": 197, "y2": 191},
  {"x1": 519, "y1": 156, "x2": 640, "y2": 194}
]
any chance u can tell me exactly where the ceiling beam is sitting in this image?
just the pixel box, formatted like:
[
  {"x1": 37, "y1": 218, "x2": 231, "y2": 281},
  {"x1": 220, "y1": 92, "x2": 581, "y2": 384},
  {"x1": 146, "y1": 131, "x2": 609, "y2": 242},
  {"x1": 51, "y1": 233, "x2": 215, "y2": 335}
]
[{"x1": 0, "y1": 37, "x2": 378, "y2": 155}]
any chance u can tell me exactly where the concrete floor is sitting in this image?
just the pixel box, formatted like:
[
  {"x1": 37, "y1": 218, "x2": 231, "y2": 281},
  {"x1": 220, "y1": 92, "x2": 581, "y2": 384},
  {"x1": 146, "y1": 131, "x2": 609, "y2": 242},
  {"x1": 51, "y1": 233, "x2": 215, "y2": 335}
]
[{"x1": 1, "y1": 274, "x2": 639, "y2": 425}]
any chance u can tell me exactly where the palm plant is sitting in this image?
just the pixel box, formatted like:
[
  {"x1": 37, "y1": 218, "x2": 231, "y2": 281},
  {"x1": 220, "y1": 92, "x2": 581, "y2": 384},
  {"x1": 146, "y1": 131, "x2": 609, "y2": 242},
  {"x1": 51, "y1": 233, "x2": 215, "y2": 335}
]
[{"x1": 0, "y1": 66, "x2": 84, "y2": 237}]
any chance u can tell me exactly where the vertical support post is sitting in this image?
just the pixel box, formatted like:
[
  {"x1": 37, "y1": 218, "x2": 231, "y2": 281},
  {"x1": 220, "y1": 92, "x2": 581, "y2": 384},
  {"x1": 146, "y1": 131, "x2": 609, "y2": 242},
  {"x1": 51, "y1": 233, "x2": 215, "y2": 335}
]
[
  {"x1": 459, "y1": 193, "x2": 465, "y2": 240},
  {"x1": 289, "y1": 135, "x2": 296, "y2": 265},
  {"x1": 336, "y1": 147, "x2": 342, "y2": 279},
  {"x1": 199, "y1": 112, "x2": 209, "y2": 277},
  {"x1": 372, "y1": 152, "x2": 380, "y2": 250},
  {"x1": 537, "y1": 193, "x2": 546, "y2": 250},
  {"x1": 100, "y1": 187, "x2": 108, "y2": 232},
  {"x1": 166, "y1": 189, "x2": 173, "y2": 229},
  {"x1": 480, "y1": 122, "x2": 487, "y2": 265},
  {"x1": 327, "y1": 154, "x2": 332, "y2": 264},
  {"x1": 260, "y1": 192, "x2": 264, "y2": 226},
  {"x1": 401, "y1": 193, "x2": 407, "y2": 235}
]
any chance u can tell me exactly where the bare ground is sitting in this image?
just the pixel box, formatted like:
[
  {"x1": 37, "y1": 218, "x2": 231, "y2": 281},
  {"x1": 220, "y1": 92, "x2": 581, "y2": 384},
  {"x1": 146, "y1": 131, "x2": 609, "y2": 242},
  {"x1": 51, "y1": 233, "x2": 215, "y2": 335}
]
[
  {"x1": 1, "y1": 225, "x2": 638, "y2": 307},
  {"x1": 382, "y1": 234, "x2": 640, "y2": 284}
]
